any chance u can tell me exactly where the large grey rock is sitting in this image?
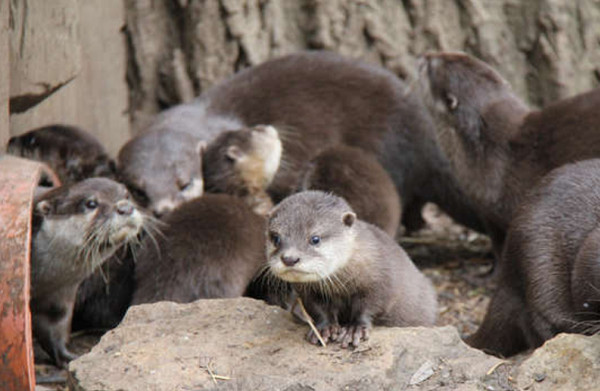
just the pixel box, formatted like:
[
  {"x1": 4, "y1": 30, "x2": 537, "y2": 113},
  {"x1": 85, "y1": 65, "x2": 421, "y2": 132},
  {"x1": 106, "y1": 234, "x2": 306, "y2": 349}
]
[
  {"x1": 513, "y1": 333, "x2": 600, "y2": 391},
  {"x1": 69, "y1": 298, "x2": 503, "y2": 390}
]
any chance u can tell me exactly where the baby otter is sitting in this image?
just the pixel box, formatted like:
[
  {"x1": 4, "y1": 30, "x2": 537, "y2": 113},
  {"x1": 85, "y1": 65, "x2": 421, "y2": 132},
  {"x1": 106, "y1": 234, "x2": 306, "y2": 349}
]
[
  {"x1": 7, "y1": 124, "x2": 116, "y2": 186},
  {"x1": 203, "y1": 125, "x2": 282, "y2": 215},
  {"x1": 131, "y1": 194, "x2": 266, "y2": 304},
  {"x1": 132, "y1": 126, "x2": 282, "y2": 304},
  {"x1": 118, "y1": 129, "x2": 205, "y2": 217},
  {"x1": 30, "y1": 178, "x2": 146, "y2": 367},
  {"x1": 266, "y1": 191, "x2": 437, "y2": 348},
  {"x1": 300, "y1": 145, "x2": 402, "y2": 237},
  {"x1": 467, "y1": 159, "x2": 600, "y2": 357},
  {"x1": 118, "y1": 51, "x2": 485, "y2": 234},
  {"x1": 418, "y1": 52, "x2": 600, "y2": 252}
]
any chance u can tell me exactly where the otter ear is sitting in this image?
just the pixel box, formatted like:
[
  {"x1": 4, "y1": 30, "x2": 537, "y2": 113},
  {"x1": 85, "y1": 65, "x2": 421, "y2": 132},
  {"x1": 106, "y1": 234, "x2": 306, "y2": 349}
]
[
  {"x1": 445, "y1": 93, "x2": 459, "y2": 111},
  {"x1": 342, "y1": 212, "x2": 356, "y2": 227},
  {"x1": 36, "y1": 200, "x2": 52, "y2": 215},
  {"x1": 226, "y1": 145, "x2": 243, "y2": 161}
]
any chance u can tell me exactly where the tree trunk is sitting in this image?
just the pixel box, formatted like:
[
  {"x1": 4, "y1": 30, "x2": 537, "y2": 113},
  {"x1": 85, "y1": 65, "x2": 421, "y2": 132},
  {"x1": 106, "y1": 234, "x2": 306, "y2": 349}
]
[{"x1": 125, "y1": 0, "x2": 600, "y2": 134}]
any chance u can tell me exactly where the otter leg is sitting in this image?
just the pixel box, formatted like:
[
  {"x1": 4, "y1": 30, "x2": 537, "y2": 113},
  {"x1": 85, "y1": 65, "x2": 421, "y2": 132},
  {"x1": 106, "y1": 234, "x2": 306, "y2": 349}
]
[
  {"x1": 466, "y1": 285, "x2": 531, "y2": 357},
  {"x1": 31, "y1": 285, "x2": 79, "y2": 368}
]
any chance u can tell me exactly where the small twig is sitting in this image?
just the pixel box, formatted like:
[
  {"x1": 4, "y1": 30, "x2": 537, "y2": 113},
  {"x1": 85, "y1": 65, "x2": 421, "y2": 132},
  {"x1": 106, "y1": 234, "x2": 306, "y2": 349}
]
[
  {"x1": 486, "y1": 361, "x2": 508, "y2": 375},
  {"x1": 204, "y1": 360, "x2": 231, "y2": 385},
  {"x1": 296, "y1": 297, "x2": 327, "y2": 347}
]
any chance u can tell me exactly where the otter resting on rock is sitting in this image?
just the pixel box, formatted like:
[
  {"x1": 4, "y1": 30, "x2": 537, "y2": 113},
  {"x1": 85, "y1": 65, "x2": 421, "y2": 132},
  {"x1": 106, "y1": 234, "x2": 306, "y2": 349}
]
[{"x1": 266, "y1": 191, "x2": 437, "y2": 348}]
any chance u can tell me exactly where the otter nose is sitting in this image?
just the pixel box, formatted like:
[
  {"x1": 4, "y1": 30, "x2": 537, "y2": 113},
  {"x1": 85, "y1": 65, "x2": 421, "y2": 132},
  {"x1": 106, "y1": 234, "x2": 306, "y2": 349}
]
[
  {"x1": 116, "y1": 200, "x2": 134, "y2": 216},
  {"x1": 281, "y1": 255, "x2": 300, "y2": 267}
]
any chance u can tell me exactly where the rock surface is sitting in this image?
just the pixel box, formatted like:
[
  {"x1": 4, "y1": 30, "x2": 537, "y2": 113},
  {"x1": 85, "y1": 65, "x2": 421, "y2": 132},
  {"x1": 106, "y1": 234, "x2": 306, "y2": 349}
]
[{"x1": 69, "y1": 298, "x2": 504, "y2": 390}]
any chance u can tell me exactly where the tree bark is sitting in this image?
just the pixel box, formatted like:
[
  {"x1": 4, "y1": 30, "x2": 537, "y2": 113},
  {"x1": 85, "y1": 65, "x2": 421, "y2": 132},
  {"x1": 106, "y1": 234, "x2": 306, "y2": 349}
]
[{"x1": 125, "y1": 0, "x2": 600, "y2": 135}]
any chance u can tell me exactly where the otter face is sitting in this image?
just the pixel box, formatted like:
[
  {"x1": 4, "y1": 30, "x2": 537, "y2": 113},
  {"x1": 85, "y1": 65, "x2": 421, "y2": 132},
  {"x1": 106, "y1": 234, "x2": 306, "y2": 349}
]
[
  {"x1": 117, "y1": 130, "x2": 205, "y2": 218},
  {"x1": 266, "y1": 191, "x2": 357, "y2": 283},
  {"x1": 417, "y1": 52, "x2": 512, "y2": 150},
  {"x1": 203, "y1": 125, "x2": 282, "y2": 193},
  {"x1": 33, "y1": 178, "x2": 146, "y2": 273}
]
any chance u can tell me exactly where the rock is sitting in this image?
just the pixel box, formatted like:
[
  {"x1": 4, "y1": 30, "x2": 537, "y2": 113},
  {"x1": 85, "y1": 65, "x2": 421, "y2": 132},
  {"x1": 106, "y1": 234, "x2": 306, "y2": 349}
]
[
  {"x1": 513, "y1": 333, "x2": 600, "y2": 391},
  {"x1": 68, "y1": 298, "x2": 502, "y2": 390}
]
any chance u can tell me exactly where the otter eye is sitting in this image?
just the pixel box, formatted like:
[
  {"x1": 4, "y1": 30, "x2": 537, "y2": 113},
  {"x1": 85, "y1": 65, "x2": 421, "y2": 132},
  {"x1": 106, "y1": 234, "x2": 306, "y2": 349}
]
[
  {"x1": 85, "y1": 199, "x2": 98, "y2": 210},
  {"x1": 270, "y1": 232, "x2": 281, "y2": 247},
  {"x1": 309, "y1": 235, "x2": 321, "y2": 245},
  {"x1": 445, "y1": 93, "x2": 458, "y2": 111},
  {"x1": 179, "y1": 181, "x2": 192, "y2": 191}
]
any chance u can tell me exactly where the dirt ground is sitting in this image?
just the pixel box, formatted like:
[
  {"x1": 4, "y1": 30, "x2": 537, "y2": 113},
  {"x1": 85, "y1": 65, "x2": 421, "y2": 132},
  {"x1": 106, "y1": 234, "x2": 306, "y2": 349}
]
[{"x1": 35, "y1": 203, "x2": 495, "y2": 390}]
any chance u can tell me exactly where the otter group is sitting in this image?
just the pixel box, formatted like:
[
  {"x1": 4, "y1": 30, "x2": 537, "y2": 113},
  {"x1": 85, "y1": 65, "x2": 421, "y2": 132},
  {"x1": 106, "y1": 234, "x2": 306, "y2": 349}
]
[{"x1": 7, "y1": 50, "x2": 599, "y2": 367}]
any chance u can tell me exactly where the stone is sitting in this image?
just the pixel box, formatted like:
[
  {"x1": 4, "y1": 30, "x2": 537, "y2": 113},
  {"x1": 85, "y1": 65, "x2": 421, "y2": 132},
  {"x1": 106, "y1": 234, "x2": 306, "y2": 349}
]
[
  {"x1": 513, "y1": 333, "x2": 600, "y2": 391},
  {"x1": 0, "y1": 0, "x2": 8, "y2": 149},
  {"x1": 69, "y1": 298, "x2": 503, "y2": 390}
]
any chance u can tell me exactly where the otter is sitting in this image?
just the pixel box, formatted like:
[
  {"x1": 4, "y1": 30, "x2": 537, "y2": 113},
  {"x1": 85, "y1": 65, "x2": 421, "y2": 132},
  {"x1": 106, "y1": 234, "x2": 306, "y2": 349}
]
[
  {"x1": 30, "y1": 178, "x2": 146, "y2": 367},
  {"x1": 7, "y1": 124, "x2": 115, "y2": 186},
  {"x1": 132, "y1": 127, "x2": 282, "y2": 304},
  {"x1": 418, "y1": 52, "x2": 600, "y2": 251},
  {"x1": 300, "y1": 145, "x2": 402, "y2": 237},
  {"x1": 266, "y1": 191, "x2": 437, "y2": 348},
  {"x1": 467, "y1": 159, "x2": 600, "y2": 357},
  {"x1": 118, "y1": 51, "x2": 485, "y2": 233},
  {"x1": 118, "y1": 129, "x2": 205, "y2": 217},
  {"x1": 131, "y1": 194, "x2": 266, "y2": 304},
  {"x1": 203, "y1": 125, "x2": 282, "y2": 215}
]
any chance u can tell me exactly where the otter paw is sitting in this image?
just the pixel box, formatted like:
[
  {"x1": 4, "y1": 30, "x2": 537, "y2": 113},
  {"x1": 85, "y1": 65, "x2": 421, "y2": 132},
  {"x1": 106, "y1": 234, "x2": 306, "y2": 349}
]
[
  {"x1": 339, "y1": 324, "x2": 370, "y2": 348},
  {"x1": 306, "y1": 324, "x2": 341, "y2": 346}
]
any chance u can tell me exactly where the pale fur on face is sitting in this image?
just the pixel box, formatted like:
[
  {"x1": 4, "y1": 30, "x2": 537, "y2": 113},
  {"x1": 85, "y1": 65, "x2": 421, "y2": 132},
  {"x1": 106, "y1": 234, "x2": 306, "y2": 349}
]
[{"x1": 266, "y1": 191, "x2": 357, "y2": 283}]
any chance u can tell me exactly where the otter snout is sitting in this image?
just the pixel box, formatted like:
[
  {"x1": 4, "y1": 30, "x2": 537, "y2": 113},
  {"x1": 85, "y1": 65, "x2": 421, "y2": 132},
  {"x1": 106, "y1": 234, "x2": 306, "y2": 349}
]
[
  {"x1": 281, "y1": 255, "x2": 300, "y2": 267},
  {"x1": 116, "y1": 200, "x2": 134, "y2": 216}
]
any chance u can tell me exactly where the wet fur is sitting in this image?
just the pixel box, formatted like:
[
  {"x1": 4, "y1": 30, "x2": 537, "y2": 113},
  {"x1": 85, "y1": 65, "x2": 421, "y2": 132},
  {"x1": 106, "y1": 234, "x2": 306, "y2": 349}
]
[
  {"x1": 119, "y1": 51, "x2": 485, "y2": 233},
  {"x1": 300, "y1": 145, "x2": 402, "y2": 237},
  {"x1": 132, "y1": 194, "x2": 266, "y2": 304},
  {"x1": 468, "y1": 160, "x2": 600, "y2": 357},
  {"x1": 7, "y1": 124, "x2": 115, "y2": 185},
  {"x1": 420, "y1": 52, "x2": 600, "y2": 251},
  {"x1": 30, "y1": 178, "x2": 145, "y2": 367}
]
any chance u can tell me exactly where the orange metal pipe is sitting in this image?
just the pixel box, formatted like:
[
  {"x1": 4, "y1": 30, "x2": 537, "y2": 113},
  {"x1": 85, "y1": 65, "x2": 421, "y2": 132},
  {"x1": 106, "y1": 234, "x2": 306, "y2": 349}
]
[{"x1": 0, "y1": 155, "x2": 60, "y2": 391}]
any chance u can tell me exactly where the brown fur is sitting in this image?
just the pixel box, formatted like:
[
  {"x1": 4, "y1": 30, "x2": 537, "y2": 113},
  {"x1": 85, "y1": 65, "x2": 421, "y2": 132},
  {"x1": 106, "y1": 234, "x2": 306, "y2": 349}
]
[
  {"x1": 419, "y1": 52, "x2": 600, "y2": 251},
  {"x1": 467, "y1": 159, "x2": 600, "y2": 357},
  {"x1": 300, "y1": 145, "x2": 402, "y2": 237},
  {"x1": 132, "y1": 194, "x2": 266, "y2": 304},
  {"x1": 203, "y1": 125, "x2": 281, "y2": 215},
  {"x1": 118, "y1": 51, "x2": 485, "y2": 233},
  {"x1": 7, "y1": 124, "x2": 115, "y2": 186},
  {"x1": 266, "y1": 191, "x2": 437, "y2": 348},
  {"x1": 30, "y1": 178, "x2": 145, "y2": 367}
]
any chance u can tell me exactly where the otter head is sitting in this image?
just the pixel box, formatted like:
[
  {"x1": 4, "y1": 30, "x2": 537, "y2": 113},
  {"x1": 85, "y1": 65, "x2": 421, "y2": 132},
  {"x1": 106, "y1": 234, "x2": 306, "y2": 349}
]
[
  {"x1": 117, "y1": 129, "x2": 205, "y2": 218},
  {"x1": 33, "y1": 178, "x2": 146, "y2": 275},
  {"x1": 266, "y1": 191, "x2": 357, "y2": 283},
  {"x1": 417, "y1": 52, "x2": 528, "y2": 208},
  {"x1": 203, "y1": 125, "x2": 282, "y2": 195},
  {"x1": 7, "y1": 125, "x2": 116, "y2": 186}
]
